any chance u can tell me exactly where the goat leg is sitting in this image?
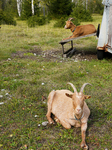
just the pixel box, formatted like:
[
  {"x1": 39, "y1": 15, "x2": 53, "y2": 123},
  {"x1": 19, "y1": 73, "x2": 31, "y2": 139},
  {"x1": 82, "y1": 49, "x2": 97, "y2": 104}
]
[
  {"x1": 80, "y1": 123, "x2": 88, "y2": 149},
  {"x1": 46, "y1": 112, "x2": 54, "y2": 124}
]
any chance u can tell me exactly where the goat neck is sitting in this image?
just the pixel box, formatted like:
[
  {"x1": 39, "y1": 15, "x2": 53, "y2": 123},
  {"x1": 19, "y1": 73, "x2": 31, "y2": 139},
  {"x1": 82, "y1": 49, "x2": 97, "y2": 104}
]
[{"x1": 70, "y1": 23, "x2": 76, "y2": 33}]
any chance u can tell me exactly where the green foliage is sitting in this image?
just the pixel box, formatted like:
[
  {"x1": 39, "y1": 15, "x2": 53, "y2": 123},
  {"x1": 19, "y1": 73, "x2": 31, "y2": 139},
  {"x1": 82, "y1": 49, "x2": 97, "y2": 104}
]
[
  {"x1": 47, "y1": 0, "x2": 72, "y2": 19},
  {"x1": 0, "y1": 9, "x2": 3, "y2": 25},
  {"x1": 21, "y1": 0, "x2": 32, "y2": 20},
  {"x1": 27, "y1": 15, "x2": 49, "y2": 27},
  {"x1": 0, "y1": 9, "x2": 16, "y2": 26},
  {"x1": 54, "y1": 16, "x2": 80, "y2": 28},
  {"x1": 88, "y1": 0, "x2": 104, "y2": 15},
  {"x1": 71, "y1": 1, "x2": 93, "y2": 22},
  {"x1": 21, "y1": 0, "x2": 40, "y2": 20}
]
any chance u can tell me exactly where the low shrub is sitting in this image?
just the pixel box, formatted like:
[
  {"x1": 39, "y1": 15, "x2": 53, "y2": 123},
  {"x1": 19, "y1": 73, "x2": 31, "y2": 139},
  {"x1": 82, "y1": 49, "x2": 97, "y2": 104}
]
[{"x1": 27, "y1": 15, "x2": 49, "y2": 27}]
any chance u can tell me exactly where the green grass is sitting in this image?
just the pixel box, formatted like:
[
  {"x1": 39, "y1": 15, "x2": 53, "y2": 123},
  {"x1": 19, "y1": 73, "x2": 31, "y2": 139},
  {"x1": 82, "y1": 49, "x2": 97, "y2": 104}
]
[{"x1": 0, "y1": 14, "x2": 112, "y2": 150}]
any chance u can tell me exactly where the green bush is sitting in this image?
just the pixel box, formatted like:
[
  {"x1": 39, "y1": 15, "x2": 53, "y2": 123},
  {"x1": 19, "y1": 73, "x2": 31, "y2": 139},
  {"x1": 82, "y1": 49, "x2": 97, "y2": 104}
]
[
  {"x1": 27, "y1": 16, "x2": 37, "y2": 27},
  {"x1": 27, "y1": 15, "x2": 49, "y2": 27},
  {"x1": 54, "y1": 16, "x2": 80, "y2": 28},
  {"x1": 71, "y1": 2, "x2": 93, "y2": 22},
  {"x1": 0, "y1": 9, "x2": 4, "y2": 25},
  {"x1": 37, "y1": 16, "x2": 46, "y2": 26},
  {"x1": 0, "y1": 9, "x2": 16, "y2": 26},
  {"x1": 3, "y1": 13, "x2": 16, "y2": 26}
]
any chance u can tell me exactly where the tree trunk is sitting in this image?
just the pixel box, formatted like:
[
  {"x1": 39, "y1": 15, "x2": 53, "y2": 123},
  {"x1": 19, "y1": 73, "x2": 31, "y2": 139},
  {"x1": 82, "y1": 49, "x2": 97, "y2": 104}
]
[
  {"x1": 86, "y1": 0, "x2": 88, "y2": 10},
  {"x1": 17, "y1": 0, "x2": 22, "y2": 17},
  {"x1": 31, "y1": 0, "x2": 34, "y2": 15}
]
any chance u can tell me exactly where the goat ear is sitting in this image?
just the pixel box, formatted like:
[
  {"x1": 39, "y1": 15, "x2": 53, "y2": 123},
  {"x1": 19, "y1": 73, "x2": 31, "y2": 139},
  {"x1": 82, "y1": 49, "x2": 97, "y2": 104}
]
[
  {"x1": 84, "y1": 95, "x2": 91, "y2": 99},
  {"x1": 65, "y1": 93, "x2": 73, "y2": 98}
]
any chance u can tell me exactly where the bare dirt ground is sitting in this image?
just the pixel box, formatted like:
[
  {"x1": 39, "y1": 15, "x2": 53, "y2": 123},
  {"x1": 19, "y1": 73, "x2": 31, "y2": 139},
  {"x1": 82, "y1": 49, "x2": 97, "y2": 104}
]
[{"x1": 12, "y1": 46, "x2": 98, "y2": 62}]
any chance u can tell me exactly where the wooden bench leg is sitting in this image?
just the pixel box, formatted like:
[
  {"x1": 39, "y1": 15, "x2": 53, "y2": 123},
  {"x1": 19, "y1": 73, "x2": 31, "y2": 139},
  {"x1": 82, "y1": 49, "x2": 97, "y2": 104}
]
[
  {"x1": 71, "y1": 40, "x2": 73, "y2": 49},
  {"x1": 62, "y1": 44, "x2": 64, "y2": 57},
  {"x1": 61, "y1": 40, "x2": 75, "y2": 57}
]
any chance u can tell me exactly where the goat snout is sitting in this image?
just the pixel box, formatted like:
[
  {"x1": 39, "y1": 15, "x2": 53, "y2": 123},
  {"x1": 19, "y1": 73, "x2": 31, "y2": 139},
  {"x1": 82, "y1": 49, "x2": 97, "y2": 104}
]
[
  {"x1": 76, "y1": 107, "x2": 82, "y2": 113},
  {"x1": 77, "y1": 108, "x2": 81, "y2": 112},
  {"x1": 76, "y1": 109, "x2": 81, "y2": 113},
  {"x1": 64, "y1": 25, "x2": 67, "y2": 29}
]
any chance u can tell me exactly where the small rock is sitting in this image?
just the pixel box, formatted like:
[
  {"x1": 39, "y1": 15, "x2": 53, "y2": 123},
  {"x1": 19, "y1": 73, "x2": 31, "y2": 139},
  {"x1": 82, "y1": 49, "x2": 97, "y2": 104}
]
[
  {"x1": 5, "y1": 93, "x2": 9, "y2": 96},
  {"x1": 74, "y1": 58, "x2": 78, "y2": 62},
  {"x1": 63, "y1": 54, "x2": 66, "y2": 58},
  {"x1": 41, "y1": 83, "x2": 44, "y2": 85},
  {"x1": 42, "y1": 121, "x2": 48, "y2": 126},
  {"x1": 34, "y1": 53, "x2": 36, "y2": 56},
  {"x1": 1, "y1": 89, "x2": 5, "y2": 92},
  {"x1": 34, "y1": 115, "x2": 39, "y2": 118},
  {"x1": 38, "y1": 124, "x2": 41, "y2": 127},
  {"x1": 0, "y1": 95, "x2": 3, "y2": 98},
  {"x1": 8, "y1": 58, "x2": 11, "y2": 61},
  {"x1": 0, "y1": 102, "x2": 4, "y2": 105}
]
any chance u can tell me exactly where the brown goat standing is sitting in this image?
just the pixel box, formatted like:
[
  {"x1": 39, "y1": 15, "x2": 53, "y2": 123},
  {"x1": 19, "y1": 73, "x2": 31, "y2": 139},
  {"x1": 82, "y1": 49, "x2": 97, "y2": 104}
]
[
  {"x1": 46, "y1": 83, "x2": 91, "y2": 149},
  {"x1": 63, "y1": 18, "x2": 96, "y2": 40}
]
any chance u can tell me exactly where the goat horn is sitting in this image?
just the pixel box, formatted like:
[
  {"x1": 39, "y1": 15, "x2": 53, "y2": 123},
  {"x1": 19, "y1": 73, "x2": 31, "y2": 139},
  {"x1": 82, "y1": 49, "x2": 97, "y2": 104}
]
[
  {"x1": 80, "y1": 83, "x2": 92, "y2": 93},
  {"x1": 68, "y1": 18, "x2": 74, "y2": 21},
  {"x1": 67, "y1": 82, "x2": 77, "y2": 92}
]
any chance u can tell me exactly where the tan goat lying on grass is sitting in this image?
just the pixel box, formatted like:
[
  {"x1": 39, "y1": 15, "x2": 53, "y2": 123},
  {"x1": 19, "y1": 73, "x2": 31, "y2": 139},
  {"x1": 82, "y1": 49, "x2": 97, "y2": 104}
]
[
  {"x1": 46, "y1": 83, "x2": 91, "y2": 149},
  {"x1": 63, "y1": 18, "x2": 96, "y2": 40}
]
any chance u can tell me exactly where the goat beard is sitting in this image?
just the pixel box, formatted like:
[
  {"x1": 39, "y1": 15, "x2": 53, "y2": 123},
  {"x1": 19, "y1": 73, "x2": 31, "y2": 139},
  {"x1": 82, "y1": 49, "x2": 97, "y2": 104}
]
[{"x1": 75, "y1": 112, "x2": 83, "y2": 119}]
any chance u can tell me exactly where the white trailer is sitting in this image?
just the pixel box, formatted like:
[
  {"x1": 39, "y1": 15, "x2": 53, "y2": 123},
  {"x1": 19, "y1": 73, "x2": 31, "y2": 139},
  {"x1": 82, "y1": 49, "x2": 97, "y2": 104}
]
[{"x1": 97, "y1": 0, "x2": 112, "y2": 59}]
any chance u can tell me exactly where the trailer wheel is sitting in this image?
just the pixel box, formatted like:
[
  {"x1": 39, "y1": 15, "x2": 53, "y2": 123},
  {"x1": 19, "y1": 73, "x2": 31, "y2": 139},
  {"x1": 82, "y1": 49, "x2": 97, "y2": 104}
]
[{"x1": 97, "y1": 50, "x2": 104, "y2": 60}]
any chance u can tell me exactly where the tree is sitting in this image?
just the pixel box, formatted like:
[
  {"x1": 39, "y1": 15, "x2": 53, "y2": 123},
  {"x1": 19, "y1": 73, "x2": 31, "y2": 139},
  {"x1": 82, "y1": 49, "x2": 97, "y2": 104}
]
[
  {"x1": 71, "y1": 0, "x2": 93, "y2": 22},
  {"x1": 42, "y1": 0, "x2": 72, "y2": 19},
  {"x1": 88, "y1": 0, "x2": 103, "y2": 14},
  {"x1": 20, "y1": 0, "x2": 40, "y2": 19},
  {"x1": 17, "y1": 0, "x2": 22, "y2": 16}
]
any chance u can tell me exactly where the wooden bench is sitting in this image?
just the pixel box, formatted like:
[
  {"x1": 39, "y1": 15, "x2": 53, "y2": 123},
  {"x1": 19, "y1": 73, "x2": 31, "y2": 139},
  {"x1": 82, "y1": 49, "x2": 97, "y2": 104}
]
[{"x1": 59, "y1": 32, "x2": 97, "y2": 58}]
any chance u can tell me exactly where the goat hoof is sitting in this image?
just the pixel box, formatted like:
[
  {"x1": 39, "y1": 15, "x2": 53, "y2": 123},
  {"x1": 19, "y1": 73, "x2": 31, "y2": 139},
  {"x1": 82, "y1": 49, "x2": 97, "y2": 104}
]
[
  {"x1": 49, "y1": 120, "x2": 55, "y2": 124},
  {"x1": 80, "y1": 143, "x2": 88, "y2": 150}
]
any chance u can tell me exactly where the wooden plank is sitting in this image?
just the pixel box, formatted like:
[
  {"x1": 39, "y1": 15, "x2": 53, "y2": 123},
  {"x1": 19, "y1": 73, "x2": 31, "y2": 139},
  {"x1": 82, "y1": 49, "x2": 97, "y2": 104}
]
[{"x1": 59, "y1": 32, "x2": 96, "y2": 44}]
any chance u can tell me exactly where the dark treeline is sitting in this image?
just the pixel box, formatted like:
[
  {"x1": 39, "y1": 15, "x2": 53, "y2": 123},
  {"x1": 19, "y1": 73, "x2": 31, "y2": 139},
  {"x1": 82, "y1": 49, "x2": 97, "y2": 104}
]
[{"x1": 0, "y1": 0, "x2": 104, "y2": 27}]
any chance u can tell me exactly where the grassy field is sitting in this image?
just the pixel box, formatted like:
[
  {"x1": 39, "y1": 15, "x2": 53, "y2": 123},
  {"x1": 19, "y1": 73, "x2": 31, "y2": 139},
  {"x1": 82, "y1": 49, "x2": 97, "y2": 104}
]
[{"x1": 0, "y1": 14, "x2": 112, "y2": 150}]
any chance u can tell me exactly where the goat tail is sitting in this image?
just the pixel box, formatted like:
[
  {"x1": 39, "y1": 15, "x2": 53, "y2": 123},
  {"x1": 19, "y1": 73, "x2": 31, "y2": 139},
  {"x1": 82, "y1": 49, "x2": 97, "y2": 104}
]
[{"x1": 46, "y1": 90, "x2": 56, "y2": 124}]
